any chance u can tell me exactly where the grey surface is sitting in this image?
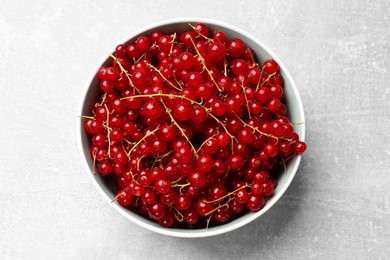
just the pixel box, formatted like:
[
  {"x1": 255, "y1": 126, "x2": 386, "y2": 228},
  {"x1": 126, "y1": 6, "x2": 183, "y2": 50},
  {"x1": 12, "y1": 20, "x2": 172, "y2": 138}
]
[{"x1": 0, "y1": 0, "x2": 389, "y2": 259}]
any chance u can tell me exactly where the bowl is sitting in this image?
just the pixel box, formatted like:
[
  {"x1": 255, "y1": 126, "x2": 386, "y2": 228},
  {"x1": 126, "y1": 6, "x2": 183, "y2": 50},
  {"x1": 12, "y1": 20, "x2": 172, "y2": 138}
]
[{"x1": 77, "y1": 18, "x2": 305, "y2": 238}]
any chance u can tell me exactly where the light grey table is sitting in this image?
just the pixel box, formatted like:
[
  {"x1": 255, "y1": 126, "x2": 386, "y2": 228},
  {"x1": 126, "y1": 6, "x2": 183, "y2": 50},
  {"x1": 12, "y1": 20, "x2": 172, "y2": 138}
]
[{"x1": 1, "y1": 1, "x2": 389, "y2": 259}]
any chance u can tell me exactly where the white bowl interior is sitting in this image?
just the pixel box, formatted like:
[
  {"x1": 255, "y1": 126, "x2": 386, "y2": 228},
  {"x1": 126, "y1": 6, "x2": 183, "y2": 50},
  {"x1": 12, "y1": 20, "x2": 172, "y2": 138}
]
[{"x1": 78, "y1": 18, "x2": 305, "y2": 238}]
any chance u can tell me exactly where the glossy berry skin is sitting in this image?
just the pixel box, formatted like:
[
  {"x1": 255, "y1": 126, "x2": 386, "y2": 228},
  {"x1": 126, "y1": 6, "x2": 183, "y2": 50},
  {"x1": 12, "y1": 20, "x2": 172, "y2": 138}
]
[
  {"x1": 183, "y1": 209, "x2": 199, "y2": 225},
  {"x1": 98, "y1": 160, "x2": 112, "y2": 176},
  {"x1": 227, "y1": 38, "x2": 246, "y2": 58},
  {"x1": 246, "y1": 194, "x2": 265, "y2": 211},
  {"x1": 194, "y1": 23, "x2": 209, "y2": 37},
  {"x1": 136, "y1": 36, "x2": 151, "y2": 52},
  {"x1": 237, "y1": 127, "x2": 255, "y2": 144},
  {"x1": 179, "y1": 52, "x2": 195, "y2": 69},
  {"x1": 181, "y1": 31, "x2": 196, "y2": 47},
  {"x1": 158, "y1": 212, "x2": 175, "y2": 228},
  {"x1": 173, "y1": 103, "x2": 193, "y2": 121},
  {"x1": 174, "y1": 194, "x2": 192, "y2": 211},
  {"x1": 294, "y1": 141, "x2": 307, "y2": 154},
  {"x1": 213, "y1": 208, "x2": 230, "y2": 222},
  {"x1": 263, "y1": 143, "x2": 279, "y2": 157},
  {"x1": 148, "y1": 202, "x2": 167, "y2": 220},
  {"x1": 189, "y1": 171, "x2": 207, "y2": 188},
  {"x1": 142, "y1": 189, "x2": 157, "y2": 205},
  {"x1": 196, "y1": 197, "x2": 214, "y2": 217},
  {"x1": 234, "y1": 189, "x2": 249, "y2": 204},
  {"x1": 159, "y1": 124, "x2": 178, "y2": 142},
  {"x1": 251, "y1": 181, "x2": 264, "y2": 195},
  {"x1": 216, "y1": 132, "x2": 230, "y2": 147},
  {"x1": 208, "y1": 183, "x2": 227, "y2": 201},
  {"x1": 142, "y1": 100, "x2": 163, "y2": 120},
  {"x1": 207, "y1": 42, "x2": 226, "y2": 61},
  {"x1": 228, "y1": 154, "x2": 245, "y2": 170},
  {"x1": 263, "y1": 59, "x2": 279, "y2": 74},
  {"x1": 196, "y1": 154, "x2": 214, "y2": 173},
  {"x1": 116, "y1": 189, "x2": 134, "y2": 207},
  {"x1": 155, "y1": 177, "x2": 171, "y2": 194}
]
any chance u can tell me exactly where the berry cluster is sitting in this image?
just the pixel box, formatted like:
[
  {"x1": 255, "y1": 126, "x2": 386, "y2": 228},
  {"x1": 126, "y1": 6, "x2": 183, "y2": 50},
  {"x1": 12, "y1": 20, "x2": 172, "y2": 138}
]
[{"x1": 83, "y1": 23, "x2": 306, "y2": 228}]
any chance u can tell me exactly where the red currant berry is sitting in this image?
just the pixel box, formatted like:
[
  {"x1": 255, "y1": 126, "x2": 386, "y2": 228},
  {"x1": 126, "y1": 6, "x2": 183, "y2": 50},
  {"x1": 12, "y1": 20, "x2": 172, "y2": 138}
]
[
  {"x1": 189, "y1": 170, "x2": 207, "y2": 188},
  {"x1": 216, "y1": 132, "x2": 230, "y2": 147},
  {"x1": 294, "y1": 141, "x2": 307, "y2": 154},
  {"x1": 173, "y1": 102, "x2": 193, "y2": 121},
  {"x1": 227, "y1": 38, "x2": 246, "y2": 58},
  {"x1": 142, "y1": 100, "x2": 163, "y2": 120},
  {"x1": 263, "y1": 142, "x2": 279, "y2": 157},
  {"x1": 174, "y1": 194, "x2": 192, "y2": 211},
  {"x1": 183, "y1": 208, "x2": 199, "y2": 225},
  {"x1": 246, "y1": 194, "x2": 265, "y2": 211},
  {"x1": 136, "y1": 36, "x2": 151, "y2": 52},
  {"x1": 195, "y1": 197, "x2": 214, "y2": 217},
  {"x1": 148, "y1": 202, "x2": 167, "y2": 219},
  {"x1": 235, "y1": 188, "x2": 249, "y2": 204},
  {"x1": 263, "y1": 59, "x2": 279, "y2": 74},
  {"x1": 207, "y1": 42, "x2": 226, "y2": 61},
  {"x1": 228, "y1": 154, "x2": 245, "y2": 170},
  {"x1": 155, "y1": 177, "x2": 172, "y2": 194},
  {"x1": 196, "y1": 154, "x2": 214, "y2": 172},
  {"x1": 237, "y1": 127, "x2": 255, "y2": 145},
  {"x1": 116, "y1": 189, "x2": 134, "y2": 207},
  {"x1": 98, "y1": 160, "x2": 112, "y2": 176}
]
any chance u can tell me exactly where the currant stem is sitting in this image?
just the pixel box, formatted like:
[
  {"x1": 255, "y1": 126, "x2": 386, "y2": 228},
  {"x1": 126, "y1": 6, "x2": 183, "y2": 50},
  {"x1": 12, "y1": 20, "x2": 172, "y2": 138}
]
[
  {"x1": 151, "y1": 150, "x2": 174, "y2": 168},
  {"x1": 171, "y1": 182, "x2": 190, "y2": 194},
  {"x1": 98, "y1": 93, "x2": 107, "y2": 106},
  {"x1": 126, "y1": 126, "x2": 160, "y2": 157},
  {"x1": 137, "y1": 155, "x2": 146, "y2": 171},
  {"x1": 205, "y1": 196, "x2": 235, "y2": 216},
  {"x1": 171, "y1": 176, "x2": 184, "y2": 184},
  {"x1": 108, "y1": 54, "x2": 138, "y2": 92},
  {"x1": 111, "y1": 189, "x2": 128, "y2": 203},
  {"x1": 146, "y1": 63, "x2": 182, "y2": 91},
  {"x1": 160, "y1": 97, "x2": 198, "y2": 157},
  {"x1": 196, "y1": 134, "x2": 217, "y2": 153},
  {"x1": 121, "y1": 92, "x2": 203, "y2": 106},
  {"x1": 92, "y1": 148, "x2": 97, "y2": 174},
  {"x1": 135, "y1": 43, "x2": 158, "y2": 63},
  {"x1": 168, "y1": 33, "x2": 177, "y2": 58},
  {"x1": 232, "y1": 112, "x2": 293, "y2": 142},
  {"x1": 255, "y1": 70, "x2": 276, "y2": 91},
  {"x1": 189, "y1": 37, "x2": 222, "y2": 92},
  {"x1": 248, "y1": 50, "x2": 257, "y2": 68},
  {"x1": 187, "y1": 23, "x2": 213, "y2": 41},
  {"x1": 122, "y1": 92, "x2": 237, "y2": 145},
  {"x1": 206, "y1": 213, "x2": 213, "y2": 230},
  {"x1": 80, "y1": 115, "x2": 95, "y2": 120},
  {"x1": 122, "y1": 138, "x2": 135, "y2": 145},
  {"x1": 223, "y1": 58, "x2": 228, "y2": 77},
  {"x1": 207, "y1": 113, "x2": 238, "y2": 142},
  {"x1": 172, "y1": 206, "x2": 185, "y2": 222},
  {"x1": 241, "y1": 83, "x2": 252, "y2": 119},
  {"x1": 103, "y1": 104, "x2": 112, "y2": 158},
  {"x1": 205, "y1": 184, "x2": 250, "y2": 204}
]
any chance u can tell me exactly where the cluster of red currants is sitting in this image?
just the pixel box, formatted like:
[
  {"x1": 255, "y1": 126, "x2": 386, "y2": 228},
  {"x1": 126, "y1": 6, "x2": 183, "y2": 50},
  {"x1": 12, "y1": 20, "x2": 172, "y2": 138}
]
[{"x1": 83, "y1": 23, "x2": 306, "y2": 228}]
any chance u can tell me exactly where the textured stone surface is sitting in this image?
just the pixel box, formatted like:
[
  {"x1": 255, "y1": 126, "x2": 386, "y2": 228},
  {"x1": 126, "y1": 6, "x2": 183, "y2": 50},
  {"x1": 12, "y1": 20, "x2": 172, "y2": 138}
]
[{"x1": 0, "y1": 0, "x2": 389, "y2": 259}]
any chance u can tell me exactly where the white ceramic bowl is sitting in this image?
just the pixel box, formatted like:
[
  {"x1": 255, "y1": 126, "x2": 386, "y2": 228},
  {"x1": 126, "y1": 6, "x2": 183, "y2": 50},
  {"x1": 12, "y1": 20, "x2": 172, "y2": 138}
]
[{"x1": 77, "y1": 18, "x2": 305, "y2": 238}]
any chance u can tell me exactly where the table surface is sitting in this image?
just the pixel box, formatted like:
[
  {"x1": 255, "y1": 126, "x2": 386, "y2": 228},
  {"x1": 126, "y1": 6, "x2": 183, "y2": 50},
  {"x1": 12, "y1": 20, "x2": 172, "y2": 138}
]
[{"x1": 1, "y1": 0, "x2": 389, "y2": 259}]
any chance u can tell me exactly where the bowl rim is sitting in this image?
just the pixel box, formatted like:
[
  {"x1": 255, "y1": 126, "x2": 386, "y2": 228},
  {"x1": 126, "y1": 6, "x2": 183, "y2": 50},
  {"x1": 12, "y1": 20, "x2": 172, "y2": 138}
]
[{"x1": 77, "y1": 17, "x2": 305, "y2": 238}]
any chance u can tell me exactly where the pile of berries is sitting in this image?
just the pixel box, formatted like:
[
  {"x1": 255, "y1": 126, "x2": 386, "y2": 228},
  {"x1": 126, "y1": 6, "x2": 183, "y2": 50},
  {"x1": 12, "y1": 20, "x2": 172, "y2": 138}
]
[{"x1": 83, "y1": 23, "x2": 306, "y2": 228}]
